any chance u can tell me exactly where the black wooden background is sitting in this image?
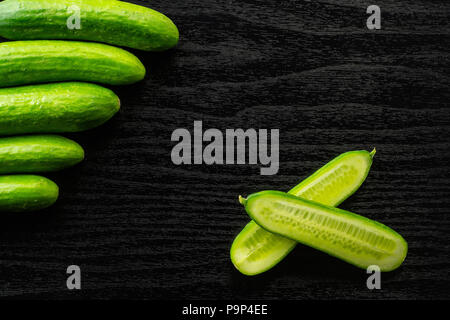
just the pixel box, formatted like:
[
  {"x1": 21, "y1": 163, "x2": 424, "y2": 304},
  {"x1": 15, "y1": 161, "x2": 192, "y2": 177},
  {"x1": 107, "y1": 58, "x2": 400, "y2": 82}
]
[{"x1": 0, "y1": 0, "x2": 449, "y2": 300}]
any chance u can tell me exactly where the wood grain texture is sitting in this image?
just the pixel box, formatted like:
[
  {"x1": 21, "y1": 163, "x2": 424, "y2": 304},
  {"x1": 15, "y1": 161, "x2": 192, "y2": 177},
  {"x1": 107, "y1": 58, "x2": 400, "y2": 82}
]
[{"x1": 0, "y1": 0, "x2": 449, "y2": 299}]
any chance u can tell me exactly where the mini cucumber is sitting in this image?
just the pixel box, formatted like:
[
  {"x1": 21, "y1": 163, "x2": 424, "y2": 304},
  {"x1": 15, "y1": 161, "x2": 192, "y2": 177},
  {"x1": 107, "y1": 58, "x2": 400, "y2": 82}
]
[
  {"x1": 0, "y1": 135, "x2": 84, "y2": 174},
  {"x1": 0, "y1": 40, "x2": 146, "y2": 87},
  {"x1": 240, "y1": 191, "x2": 408, "y2": 271},
  {"x1": 0, "y1": 0, "x2": 179, "y2": 52},
  {"x1": 0, "y1": 175, "x2": 59, "y2": 212},
  {"x1": 231, "y1": 149, "x2": 375, "y2": 276},
  {"x1": 0, "y1": 82, "x2": 120, "y2": 136}
]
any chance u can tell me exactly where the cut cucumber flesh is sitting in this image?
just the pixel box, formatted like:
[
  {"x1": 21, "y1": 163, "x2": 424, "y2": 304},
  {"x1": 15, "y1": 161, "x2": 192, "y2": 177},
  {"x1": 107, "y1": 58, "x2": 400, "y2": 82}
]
[
  {"x1": 230, "y1": 150, "x2": 374, "y2": 275},
  {"x1": 241, "y1": 191, "x2": 408, "y2": 271},
  {"x1": 0, "y1": 135, "x2": 84, "y2": 174}
]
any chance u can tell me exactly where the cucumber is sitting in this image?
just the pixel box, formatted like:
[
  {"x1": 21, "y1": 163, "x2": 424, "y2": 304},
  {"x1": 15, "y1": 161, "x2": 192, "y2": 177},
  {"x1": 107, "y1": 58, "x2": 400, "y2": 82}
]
[
  {"x1": 239, "y1": 191, "x2": 408, "y2": 271},
  {"x1": 0, "y1": 175, "x2": 59, "y2": 212},
  {"x1": 0, "y1": 0, "x2": 179, "y2": 52},
  {"x1": 231, "y1": 149, "x2": 375, "y2": 276},
  {"x1": 0, "y1": 82, "x2": 120, "y2": 136},
  {"x1": 0, "y1": 135, "x2": 84, "y2": 174},
  {"x1": 0, "y1": 40, "x2": 146, "y2": 87}
]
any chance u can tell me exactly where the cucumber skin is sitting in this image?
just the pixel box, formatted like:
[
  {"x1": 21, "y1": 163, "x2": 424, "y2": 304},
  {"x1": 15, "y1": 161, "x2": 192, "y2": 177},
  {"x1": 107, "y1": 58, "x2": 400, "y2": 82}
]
[
  {"x1": 231, "y1": 150, "x2": 374, "y2": 276},
  {"x1": 243, "y1": 191, "x2": 408, "y2": 272},
  {"x1": 0, "y1": 40, "x2": 146, "y2": 87},
  {"x1": 0, "y1": 135, "x2": 84, "y2": 174},
  {"x1": 0, "y1": 82, "x2": 120, "y2": 136},
  {"x1": 0, "y1": 175, "x2": 59, "y2": 212},
  {"x1": 289, "y1": 150, "x2": 374, "y2": 199},
  {"x1": 0, "y1": 0, "x2": 179, "y2": 52}
]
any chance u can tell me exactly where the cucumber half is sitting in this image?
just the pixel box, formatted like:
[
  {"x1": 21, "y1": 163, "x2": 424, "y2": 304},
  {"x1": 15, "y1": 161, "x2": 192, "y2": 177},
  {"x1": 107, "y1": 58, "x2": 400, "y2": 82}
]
[
  {"x1": 230, "y1": 149, "x2": 375, "y2": 275},
  {"x1": 240, "y1": 191, "x2": 408, "y2": 271},
  {"x1": 0, "y1": 175, "x2": 59, "y2": 212}
]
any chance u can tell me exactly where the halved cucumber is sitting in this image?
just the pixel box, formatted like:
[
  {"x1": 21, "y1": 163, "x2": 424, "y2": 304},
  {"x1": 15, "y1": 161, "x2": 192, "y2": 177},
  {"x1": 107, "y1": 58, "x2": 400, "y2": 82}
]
[
  {"x1": 240, "y1": 191, "x2": 408, "y2": 271},
  {"x1": 230, "y1": 149, "x2": 375, "y2": 275},
  {"x1": 0, "y1": 175, "x2": 59, "y2": 212}
]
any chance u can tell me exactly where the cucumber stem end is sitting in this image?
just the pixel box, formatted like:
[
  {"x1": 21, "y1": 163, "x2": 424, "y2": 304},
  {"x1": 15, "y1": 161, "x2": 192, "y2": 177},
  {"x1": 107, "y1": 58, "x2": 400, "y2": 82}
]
[{"x1": 370, "y1": 147, "x2": 376, "y2": 158}]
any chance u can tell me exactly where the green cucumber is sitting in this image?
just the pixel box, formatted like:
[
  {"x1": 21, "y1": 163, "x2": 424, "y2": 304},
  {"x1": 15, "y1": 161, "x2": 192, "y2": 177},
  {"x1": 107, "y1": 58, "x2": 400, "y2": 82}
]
[
  {"x1": 0, "y1": 175, "x2": 59, "y2": 212},
  {"x1": 0, "y1": 135, "x2": 84, "y2": 174},
  {"x1": 231, "y1": 149, "x2": 375, "y2": 276},
  {"x1": 0, "y1": 0, "x2": 179, "y2": 52},
  {"x1": 0, "y1": 82, "x2": 120, "y2": 136},
  {"x1": 239, "y1": 191, "x2": 408, "y2": 271},
  {"x1": 0, "y1": 40, "x2": 146, "y2": 87}
]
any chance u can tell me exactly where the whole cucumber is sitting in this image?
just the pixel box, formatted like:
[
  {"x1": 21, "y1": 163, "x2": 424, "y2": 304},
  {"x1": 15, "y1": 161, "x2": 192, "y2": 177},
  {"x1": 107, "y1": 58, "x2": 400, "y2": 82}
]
[
  {"x1": 0, "y1": 175, "x2": 59, "y2": 212},
  {"x1": 240, "y1": 191, "x2": 408, "y2": 271},
  {"x1": 0, "y1": 0, "x2": 179, "y2": 51},
  {"x1": 0, "y1": 135, "x2": 84, "y2": 174},
  {"x1": 0, "y1": 82, "x2": 120, "y2": 136},
  {"x1": 0, "y1": 40, "x2": 146, "y2": 87}
]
